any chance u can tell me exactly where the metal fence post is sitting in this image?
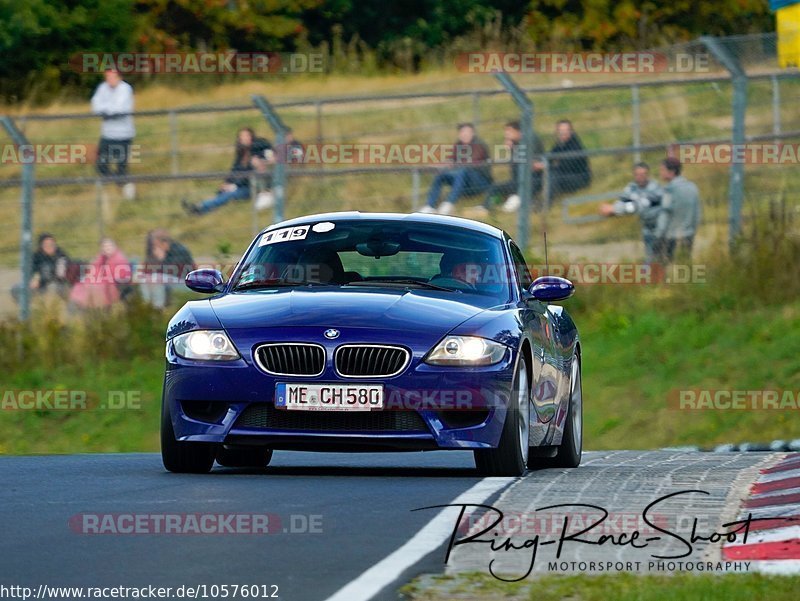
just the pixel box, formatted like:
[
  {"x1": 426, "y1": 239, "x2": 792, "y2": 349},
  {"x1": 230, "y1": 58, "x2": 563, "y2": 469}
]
[
  {"x1": 701, "y1": 36, "x2": 748, "y2": 246},
  {"x1": 252, "y1": 95, "x2": 289, "y2": 224},
  {"x1": 1, "y1": 116, "x2": 34, "y2": 321},
  {"x1": 541, "y1": 156, "x2": 551, "y2": 211},
  {"x1": 315, "y1": 101, "x2": 323, "y2": 142},
  {"x1": 631, "y1": 84, "x2": 641, "y2": 163},
  {"x1": 472, "y1": 92, "x2": 481, "y2": 129},
  {"x1": 411, "y1": 168, "x2": 420, "y2": 211},
  {"x1": 494, "y1": 73, "x2": 533, "y2": 252},
  {"x1": 95, "y1": 178, "x2": 105, "y2": 240},
  {"x1": 169, "y1": 110, "x2": 179, "y2": 175},
  {"x1": 250, "y1": 174, "x2": 259, "y2": 236},
  {"x1": 771, "y1": 74, "x2": 781, "y2": 141}
]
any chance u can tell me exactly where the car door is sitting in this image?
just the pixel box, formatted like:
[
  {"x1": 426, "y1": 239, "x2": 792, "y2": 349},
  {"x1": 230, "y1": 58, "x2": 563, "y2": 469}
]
[{"x1": 507, "y1": 240, "x2": 557, "y2": 442}]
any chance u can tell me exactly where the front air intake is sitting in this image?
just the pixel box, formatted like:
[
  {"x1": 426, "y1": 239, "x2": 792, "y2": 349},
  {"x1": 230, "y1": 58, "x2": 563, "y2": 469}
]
[
  {"x1": 255, "y1": 343, "x2": 326, "y2": 377},
  {"x1": 334, "y1": 344, "x2": 410, "y2": 378}
]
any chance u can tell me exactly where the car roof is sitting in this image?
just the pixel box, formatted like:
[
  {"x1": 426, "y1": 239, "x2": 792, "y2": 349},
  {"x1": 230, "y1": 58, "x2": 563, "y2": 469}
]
[{"x1": 261, "y1": 211, "x2": 506, "y2": 239}]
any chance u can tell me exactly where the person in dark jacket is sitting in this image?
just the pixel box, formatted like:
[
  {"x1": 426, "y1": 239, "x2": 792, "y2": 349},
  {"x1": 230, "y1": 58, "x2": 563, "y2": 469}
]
[
  {"x1": 11, "y1": 233, "x2": 73, "y2": 303},
  {"x1": 140, "y1": 229, "x2": 196, "y2": 309},
  {"x1": 473, "y1": 120, "x2": 545, "y2": 215},
  {"x1": 538, "y1": 119, "x2": 591, "y2": 198},
  {"x1": 183, "y1": 127, "x2": 274, "y2": 215},
  {"x1": 421, "y1": 123, "x2": 492, "y2": 215}
]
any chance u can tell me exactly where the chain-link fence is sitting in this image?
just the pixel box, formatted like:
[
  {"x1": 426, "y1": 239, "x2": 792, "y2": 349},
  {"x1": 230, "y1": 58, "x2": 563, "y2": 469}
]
[{"x1": 1, "y1": 33, "x2": 798, "y2": 319}]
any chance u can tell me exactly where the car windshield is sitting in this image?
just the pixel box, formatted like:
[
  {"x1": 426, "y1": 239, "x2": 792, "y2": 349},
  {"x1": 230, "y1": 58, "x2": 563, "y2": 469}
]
[{"x1": 232, "y1": 219, "x2": 511, "y2": 303}]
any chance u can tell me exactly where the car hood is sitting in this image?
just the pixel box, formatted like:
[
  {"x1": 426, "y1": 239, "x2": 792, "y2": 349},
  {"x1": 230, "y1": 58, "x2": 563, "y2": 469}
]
[{"x1": 209, "y1": 288, "x2": 490, "y2": 333}]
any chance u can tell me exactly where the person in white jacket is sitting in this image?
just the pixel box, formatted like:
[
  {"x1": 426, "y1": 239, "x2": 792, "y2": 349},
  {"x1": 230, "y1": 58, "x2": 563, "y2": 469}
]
[{"x1": 91, "y1": 69, "x2": 136, "y2": 199}]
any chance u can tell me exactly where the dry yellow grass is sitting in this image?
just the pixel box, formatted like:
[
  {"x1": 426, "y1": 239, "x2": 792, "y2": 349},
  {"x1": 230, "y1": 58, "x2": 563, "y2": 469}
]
[{"x1": 0, "y1": 70, "x2": 796, "y2": 272}]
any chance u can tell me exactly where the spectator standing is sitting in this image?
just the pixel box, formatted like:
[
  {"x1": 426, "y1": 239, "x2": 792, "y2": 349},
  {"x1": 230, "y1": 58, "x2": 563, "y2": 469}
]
[
  {"x1": 655, "y1": 157, "x2": 701, "y2": 262},
  {"x1": 420, "y1": 123, "x2": 492, "y2": 215},
  {"x1": 91, "y1": 68, "x2": 136, "y2": 200},
  {"x1": 600, "y1": 162, "x2": 664, "y2": 263},
  {"x1": 183, "y1": 127, "x2": 274, "y2": 215},
  {"x1": 538, "y1": 119, "x2": 591, "y2": 199},
  {"x1": 11, "y1": 233, "x2": 73, "y2": 303},
  {"x1": 68, "y1": 238, "x2": 131, "y2": 310}
]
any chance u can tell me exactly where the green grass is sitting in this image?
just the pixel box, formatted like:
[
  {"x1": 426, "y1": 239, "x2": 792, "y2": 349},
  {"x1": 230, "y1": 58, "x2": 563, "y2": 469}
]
[
  {"x1": 0, "y1": 356, "x2": 163, "y2": 454},
  {"x1": 579, "y1": 298, "x2": 800, "y2": 448},
  {"x1": 401, "y1": 572, "x2": 800, "y2": 601}
]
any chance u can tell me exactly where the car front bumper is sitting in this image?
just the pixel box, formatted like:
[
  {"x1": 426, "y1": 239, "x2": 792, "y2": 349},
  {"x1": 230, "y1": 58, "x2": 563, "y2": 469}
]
[{"x1": 163, "y1": 333, "x2": 517, "y2": 451}]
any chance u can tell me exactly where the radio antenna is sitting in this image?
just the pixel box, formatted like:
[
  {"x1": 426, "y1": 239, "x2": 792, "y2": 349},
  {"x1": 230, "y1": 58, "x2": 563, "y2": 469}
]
[{"x1": 543, "y1": 231, "x2": 549, "y2": 276}]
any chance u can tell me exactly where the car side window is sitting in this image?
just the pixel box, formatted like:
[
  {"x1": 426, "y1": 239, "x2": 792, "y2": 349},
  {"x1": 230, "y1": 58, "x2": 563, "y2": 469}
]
[{"x1": 508, "y1": 241, "x2": 533, "y2": 292}]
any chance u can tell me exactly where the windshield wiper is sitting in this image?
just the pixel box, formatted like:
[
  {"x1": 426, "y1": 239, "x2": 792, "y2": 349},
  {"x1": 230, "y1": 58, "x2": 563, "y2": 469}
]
[
  {"x1": 346, "y1": 278, "x2": 459, "y2": 292},
  {"x1": 233, "y1": 279, "x2": 338, "y2": 291}
]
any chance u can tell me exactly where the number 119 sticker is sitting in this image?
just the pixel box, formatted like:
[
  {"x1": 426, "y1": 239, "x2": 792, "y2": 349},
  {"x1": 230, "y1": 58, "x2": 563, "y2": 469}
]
[{"x1": 258, "y1": 226, "x2": 309, "y2": 246}]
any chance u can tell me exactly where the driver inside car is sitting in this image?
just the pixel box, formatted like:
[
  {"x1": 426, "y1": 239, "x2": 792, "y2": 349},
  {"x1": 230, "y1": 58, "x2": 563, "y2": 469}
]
[
  {"x1": 433, "y1": 251, "x2": 487, "y2": 288},
  {"x1": 285, "y1": 247, "x2": 346, "y2": 284}
]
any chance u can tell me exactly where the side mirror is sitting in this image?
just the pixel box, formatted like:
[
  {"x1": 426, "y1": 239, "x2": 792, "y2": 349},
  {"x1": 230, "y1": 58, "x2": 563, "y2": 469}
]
[
  {"x1": 185, "y1": 269, "x2": 225, "y2": 293},
  {"x1": 528, "y1": 276, "x2": 574, "y2": 302}
]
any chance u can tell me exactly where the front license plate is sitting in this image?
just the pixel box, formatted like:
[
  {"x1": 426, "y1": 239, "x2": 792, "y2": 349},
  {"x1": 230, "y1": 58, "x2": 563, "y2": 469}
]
[{"x1": 275, "y1": 383, "x2": 384, "y2": 411}]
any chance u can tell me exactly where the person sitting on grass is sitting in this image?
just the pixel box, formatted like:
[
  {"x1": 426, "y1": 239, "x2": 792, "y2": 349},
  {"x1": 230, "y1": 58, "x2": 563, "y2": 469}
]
[
  {"x1": 536, "y1": 119, "x2": 592, "y2": 201},
  {"x1": 252, "y1": 128, "x2": 306, "y2": 210},
  {"x1": 281, "y1": 128, "x2": 306, "y2": 164},
  {"x1": 68, "y1": 238, "x2": 131, "y2": 310},
  {"x1": 140, "y1": 229, "x2": 196, "y2": 310},
  {"x1": 183, "y1": 127, "x2": 274, "y2": 215},
  {"x1": 469, "y1": 120, "x2": 545, "y2": 217},
  {"x1": 11, "y1": 233, "x2": 75, "y2": 304},
  {"x1": 420, "y1": 123, "x2": 492, "y2": 215}
]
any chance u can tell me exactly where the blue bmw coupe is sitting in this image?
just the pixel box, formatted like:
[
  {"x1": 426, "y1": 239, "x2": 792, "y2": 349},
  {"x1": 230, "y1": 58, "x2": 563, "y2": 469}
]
[{"x1": 161, "y1": 212, "x2": 581, "y2": 476}]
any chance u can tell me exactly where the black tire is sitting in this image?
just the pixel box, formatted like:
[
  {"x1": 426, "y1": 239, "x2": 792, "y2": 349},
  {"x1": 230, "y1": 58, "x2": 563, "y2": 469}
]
[
  {"x1": 530, "y1": 353, "x2": 582, "y2": 469},
  {"x1": 474, "y1": 355, "x2": 529, "y2": 477},
  {"x1": 216, "y1": 447, "x2": 273, "y2": 468},
  {"x1": 161, "y1": 401, "x2": 216, "y2": 474}
]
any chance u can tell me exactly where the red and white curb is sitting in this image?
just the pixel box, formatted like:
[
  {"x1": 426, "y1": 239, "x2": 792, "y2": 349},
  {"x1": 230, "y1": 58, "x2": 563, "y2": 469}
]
[{"x1": 722, "y1": 454, "x2": 800, "y2": 574}]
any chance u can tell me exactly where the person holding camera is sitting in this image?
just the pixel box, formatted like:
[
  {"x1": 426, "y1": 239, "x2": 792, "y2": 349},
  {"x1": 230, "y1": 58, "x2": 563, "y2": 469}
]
[{"x1": 600, "y1": 162, "x2": 664, "y2": 264}]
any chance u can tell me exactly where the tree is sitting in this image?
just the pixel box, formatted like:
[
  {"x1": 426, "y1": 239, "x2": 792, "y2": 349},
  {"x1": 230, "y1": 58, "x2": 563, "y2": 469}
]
[
  {"x1": 0, "y1": 0, "x2": 135, "y2": 101},
  {"x1": 133, "y1": 0, "x2": 324, "y2": 52},
  {"x1": 300, "y1": 0, "x2": 528, "y2": 48},
  {"x1": 525, "y1": 0, "x2": 773, "y2": 50}
]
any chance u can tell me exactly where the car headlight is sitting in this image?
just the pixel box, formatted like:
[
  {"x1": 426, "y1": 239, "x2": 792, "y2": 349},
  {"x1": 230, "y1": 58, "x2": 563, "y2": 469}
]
[
  {"x1": 425, "y1": 336, "x2": 507, "y2": 366},
  {"x1": 171, "y1": 330, "x2": 240, "y2": 361}
]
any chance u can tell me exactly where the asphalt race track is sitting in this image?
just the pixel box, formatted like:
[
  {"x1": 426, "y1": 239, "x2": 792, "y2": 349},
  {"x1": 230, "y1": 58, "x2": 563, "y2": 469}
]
[
  {"x1": 0, "y1": 451, "x2": 493, "y2": 601},
  {"x1": 0, "y1": 450, "x2": 793, "y2": 601}
]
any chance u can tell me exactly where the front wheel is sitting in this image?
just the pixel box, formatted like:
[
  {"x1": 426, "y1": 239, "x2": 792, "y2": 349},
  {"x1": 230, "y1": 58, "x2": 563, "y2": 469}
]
[
  {"x1": 161, "y1": 401, "x2": 217, "y2": 474},
  {"x1": 530, "y1": 353, "x2": 582, "y2": 469},
  {"x1": 474, "y1": 355, "x2": 530, "y2": 476}
]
